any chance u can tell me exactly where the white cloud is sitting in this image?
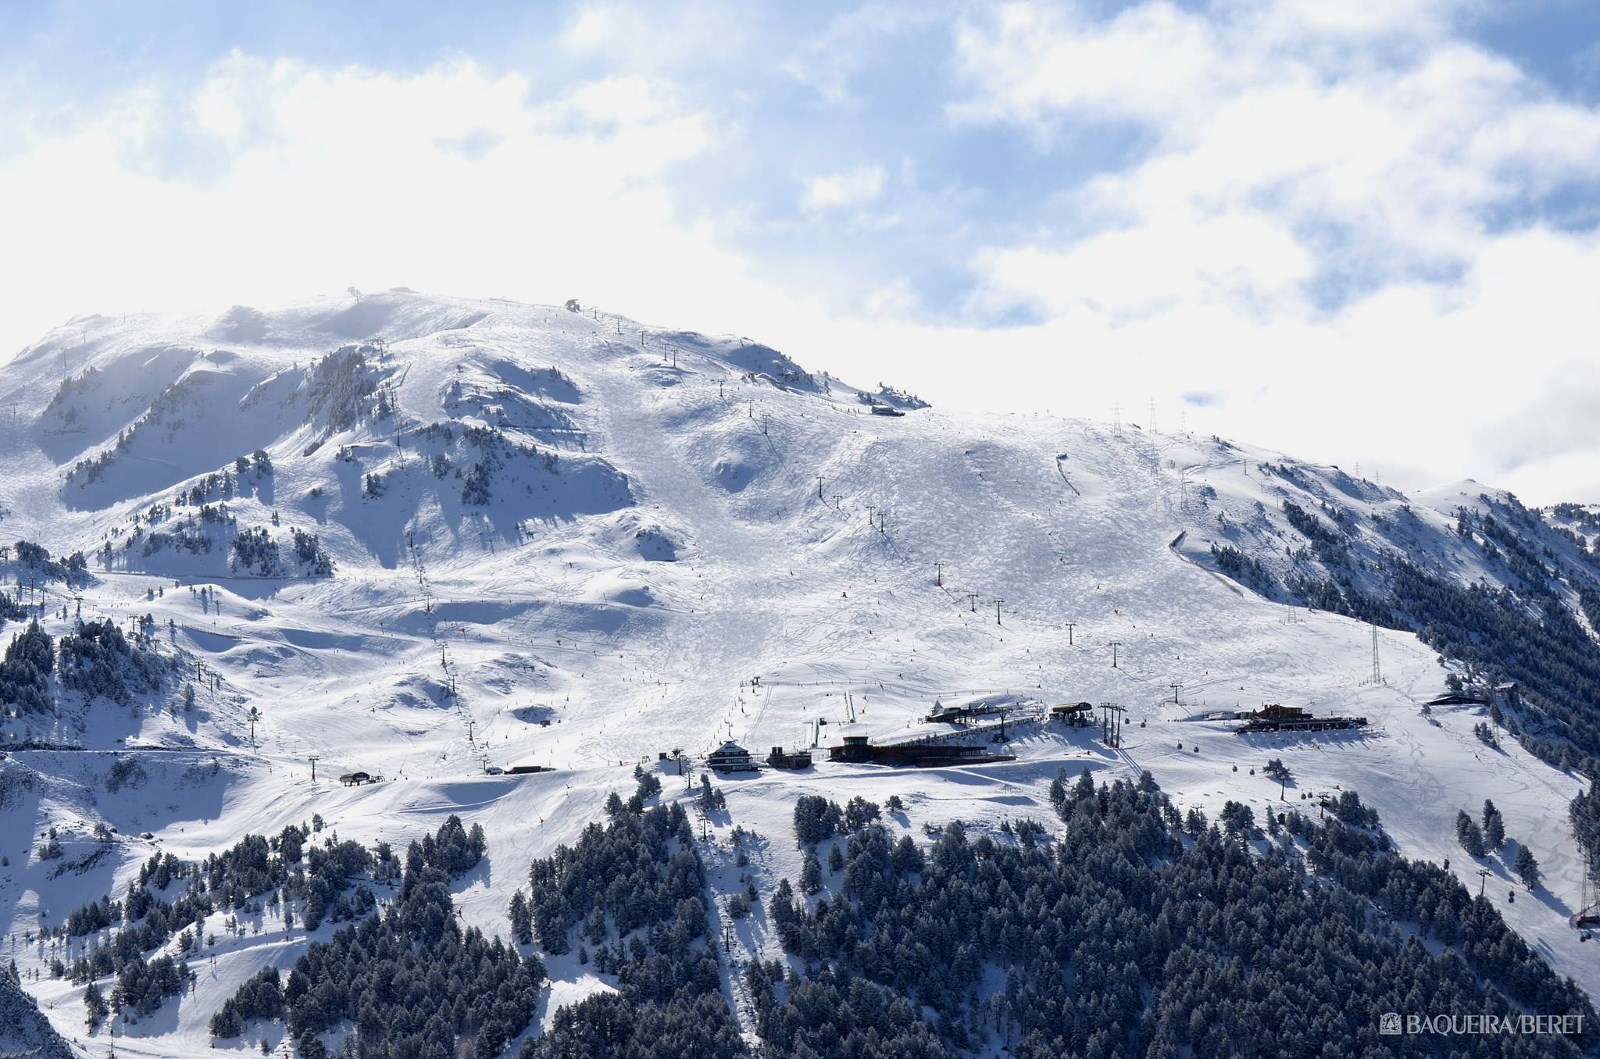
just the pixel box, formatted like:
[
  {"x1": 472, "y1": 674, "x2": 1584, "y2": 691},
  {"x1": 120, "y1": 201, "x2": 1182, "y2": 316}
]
[
  {"x1": 950, "y1": 2, "x2": 1228, "y2": 129},
  {"x1": 802, "y1": 164, "x2": 886, "y2": 211},
  {"x1": 558, "y1": 0, "x2": 760, "y2": 74},
  {"x1": 0, "y1": 56, "x2": 744, "y2": 361},
  {"x1": 971, "y1": 210, "x2": 1313, "y2": 320},
  {"x1": 784, "y1": 3, "x2": 942, "y2": 105},
  {"x1": 943, "y1": 0, "x2": 1600, "y2": 502}
]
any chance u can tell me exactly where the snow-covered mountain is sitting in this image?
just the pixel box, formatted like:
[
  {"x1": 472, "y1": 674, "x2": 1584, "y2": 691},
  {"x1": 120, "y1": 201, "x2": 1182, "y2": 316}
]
[{"x1": 1, "y1": 290, "x2": 1597, "y2": 1057}]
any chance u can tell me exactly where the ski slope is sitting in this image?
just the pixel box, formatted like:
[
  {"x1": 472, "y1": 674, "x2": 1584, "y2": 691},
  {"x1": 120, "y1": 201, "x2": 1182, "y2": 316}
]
[{"x1": 0, "y1": 290, "x2": 1595, "y2": 1056}]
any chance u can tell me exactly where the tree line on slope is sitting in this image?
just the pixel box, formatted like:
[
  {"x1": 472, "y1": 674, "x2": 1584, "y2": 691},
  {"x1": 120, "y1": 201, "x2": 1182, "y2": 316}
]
[
  {"x1": 514, "y1": 793, "x2": 744, "y2": 1059},
  {"x1": 507, "y1": 774, "x2": 1596, "y2": 1058},
  {"x1": 52, "y1": 766, "x2": 1598, "y2": 1057},
  {"x1": 0, "y1": 617, "x2": 171, "y2": 717},
  {"x1": 755, "y1": 771, "x2": 1593, "y2": 1058},
  {"x1": 212, "y1": 817, "x2": 536, "y2": 1059},
  {"x1": 51, "y1": 816, "x2": 398, "y2": 1032}
]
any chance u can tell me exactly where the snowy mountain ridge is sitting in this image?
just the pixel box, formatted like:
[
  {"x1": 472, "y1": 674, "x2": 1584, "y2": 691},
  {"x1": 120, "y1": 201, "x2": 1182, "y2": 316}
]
[{"x1": 1, "y1": 290, "x2": 1598, "y2": 1057}]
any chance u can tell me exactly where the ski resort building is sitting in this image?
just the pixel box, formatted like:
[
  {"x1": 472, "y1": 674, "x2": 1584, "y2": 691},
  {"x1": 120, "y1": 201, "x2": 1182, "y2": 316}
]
[
  {"x1": 1425, "y1": 693, "x2": 1490, "y2": 707},
  {"x1": 827, "y1": 734, "x2": 1015, "y2": 767},
  {"x1": 766, "y1": 746, "x2": 813, "y2": 769},
  {"x1": 708, "y1": 742, "x2": 758, "y2": 772},
  {"x1": 1049, "y1": 702, "x2": 1094, "y2": 725},
  {"x1": 1235, "y1": 703, "x2": 1367, "y2": 733},
  {"x1": 925, "y1": 700, "x2": 1006, "y2": 724}
]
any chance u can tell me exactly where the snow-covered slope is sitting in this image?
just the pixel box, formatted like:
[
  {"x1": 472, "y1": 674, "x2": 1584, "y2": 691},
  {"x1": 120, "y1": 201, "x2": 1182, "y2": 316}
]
[{"x1": 0, "y1": 290, "x2": 1596, "y2": 1055}]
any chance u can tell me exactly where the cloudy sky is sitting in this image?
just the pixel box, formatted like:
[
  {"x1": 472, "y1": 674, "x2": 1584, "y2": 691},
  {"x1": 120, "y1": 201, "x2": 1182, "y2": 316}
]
[{"x1": 4, "y1": 1, "x2": 1600, "y2": 502}]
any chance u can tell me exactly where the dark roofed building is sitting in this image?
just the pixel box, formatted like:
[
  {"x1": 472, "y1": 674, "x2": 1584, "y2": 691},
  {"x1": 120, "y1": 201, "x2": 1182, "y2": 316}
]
[{"x1": 708, "y1": 741, "x2": 758, "y2": 772}]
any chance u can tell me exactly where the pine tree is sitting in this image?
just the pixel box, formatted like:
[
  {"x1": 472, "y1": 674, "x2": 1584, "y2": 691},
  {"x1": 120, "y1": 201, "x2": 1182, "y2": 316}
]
[
  {"x1": 509, "y1": 890, "x2": 533, "y2": 945},
  {"x1": 800, "y1": 850, "x2": 822, "y2": 896},
  {"x1": 1482, "y1": 800, "x2": 1505, "y2": 851},
  {"x1": 891, "y1": 835, "x2": 924, "y2": 875},
  {"x1": 1456, "y1": 810, "x2": 1486, "y2": 857},
  {"x1": 843, "y1": 796, "x2": 880, "y2": 831},
  {"x1": 1515, "y1": 845, "x2": 1541, "y2": 890},
  {"x1": 770, "y1": 877, "x2": 797, "y2": 928},
  {"x1": 1048, "y1": 770, "x2": 1067, "y2": 812},
  {"x1": 793, "y1": 795, "x2": 841, "y2": 847},
  {"x1": 84, "y1": 980, "x2": 108, "y2": 1031}
]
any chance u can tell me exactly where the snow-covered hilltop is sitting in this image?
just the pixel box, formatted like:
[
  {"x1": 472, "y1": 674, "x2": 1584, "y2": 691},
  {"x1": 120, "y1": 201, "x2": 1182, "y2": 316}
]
[{"x1": 1, "y1": 290, "x2": 1598, "y2": 1057}]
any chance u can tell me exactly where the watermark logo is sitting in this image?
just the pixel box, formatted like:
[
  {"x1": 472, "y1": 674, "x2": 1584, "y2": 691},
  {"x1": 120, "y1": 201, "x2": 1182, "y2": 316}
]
[{"x1": 1379, "y1": 1013, "x2": 1585, "y2": 1036}]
